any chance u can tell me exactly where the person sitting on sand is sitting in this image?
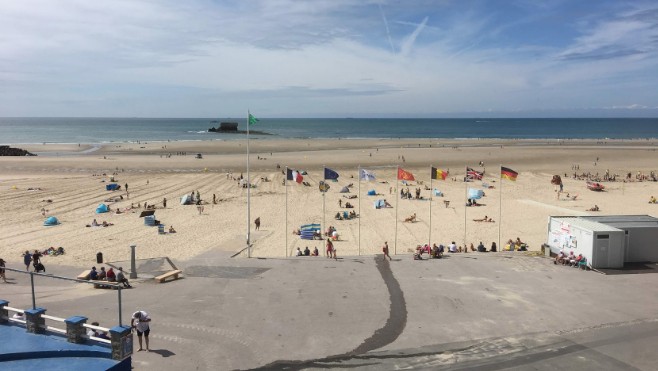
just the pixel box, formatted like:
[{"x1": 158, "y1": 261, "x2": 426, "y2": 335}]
[
  {"x1": 296, "y1": 247, "x2": 303, "y2": 256},
  {"x1": 449, "y1": 242, "x2": 457, "y2": 253},
  {"x1": 312, "y1": 247, "x2": 319, "y2": 256},
  {"x1": 102, "y1": 221, "x2": 113, "y2": 227},
  {"x1": 650, "y1": 196, "x2": 657, "y2": 204},
  {"x1": 345, "y1": 202, "x2": 353, "y2": 208},
  {"x1": 490, "y1": 242, "x2": 497, "y2": 252},
  {"x1": 335, "y1": 212, "x2": 343, "y2": 220},
  {"x1": 477, "y1": 241, "x2": 486, "y2": 252},
  {"x1": 404, "y1": 213, "x2": 416, "y2": 223},
  {"x1": 384, "y1": 199, "x2": 392, "y2": 208},
  {"x1": 91, "y1": 219, "x2": 99, "y2": 227},
  {"x1": 304, "y1": 246, "x2": 310, "y2": 256},
  {"x1": 588, "y1": 205, "x2": 600, "y2": 212},
  {"x1": 168, "y1": 226, "x2": 176, "y2": 233}
]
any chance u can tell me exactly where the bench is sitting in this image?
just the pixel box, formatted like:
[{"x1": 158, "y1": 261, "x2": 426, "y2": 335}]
[
  {"x1": 155, "y1": 269, "x2": 182, "y2": 283},
  {"x1": 77, "y1": 270, "x2": 91, "y2": 280}
]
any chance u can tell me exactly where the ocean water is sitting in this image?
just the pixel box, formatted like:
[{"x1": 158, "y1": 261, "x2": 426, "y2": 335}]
[{"x1": 0, "y1": 117, "x2": 657, "y2": 144}]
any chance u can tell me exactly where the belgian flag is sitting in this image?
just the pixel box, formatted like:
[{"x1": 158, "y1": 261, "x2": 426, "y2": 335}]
[
  {"x1": 501, "y1": 166, "x2": 518, "y2": 181},
  {"x1": 431, "y1": 167, "x2": 447, "y2": 180}
]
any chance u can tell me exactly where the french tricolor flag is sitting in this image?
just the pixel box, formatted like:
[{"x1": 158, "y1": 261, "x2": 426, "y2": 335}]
[{"x1": 286, "y1": 168, "x2": 304, "y2": 184}]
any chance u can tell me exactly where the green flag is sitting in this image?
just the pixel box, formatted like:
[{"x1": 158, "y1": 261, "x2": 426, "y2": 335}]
[{"x1": 248, "y1": 113, "x2": 259, "y2": 126}]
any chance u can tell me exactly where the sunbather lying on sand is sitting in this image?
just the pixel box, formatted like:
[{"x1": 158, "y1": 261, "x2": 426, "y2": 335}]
[{"x1": 473, "y1": 216, "x2": 494, "y2": 222}]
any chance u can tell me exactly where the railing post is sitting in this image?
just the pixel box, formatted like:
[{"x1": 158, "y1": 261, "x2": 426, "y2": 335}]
[
  {"x1": 24, "y1": 307, "x2": 46, "y2": 334},
  {"x1": 109, "y1": 325, "x2": 133, "y2": 361},
  {"x1": 30, "y1": 272, "x2": 36, "y2": 309},
  {"x1": 0, "y1": 300, "x2": 8, "y2": 323},
  {"x1": 130, "y1": 245, "x2": 137, "y2": 279},
  {"x1": 64, "y1": 316, "x2": 88, "y2": 343}
]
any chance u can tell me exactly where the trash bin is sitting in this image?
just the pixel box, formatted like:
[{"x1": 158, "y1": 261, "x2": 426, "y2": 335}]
[{"x1": 96, "y1": 252, "x2": 103, "y2": 264}]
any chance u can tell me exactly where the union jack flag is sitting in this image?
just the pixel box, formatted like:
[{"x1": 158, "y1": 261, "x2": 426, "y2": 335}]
[{"x1": 466, "y1": 167, "x2": 484, "y2": 180}]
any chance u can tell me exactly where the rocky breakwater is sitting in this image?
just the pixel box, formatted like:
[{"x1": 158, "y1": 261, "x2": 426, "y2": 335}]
[{"x1": 0, "y1": 146, "x2": 36, "y2": 156}]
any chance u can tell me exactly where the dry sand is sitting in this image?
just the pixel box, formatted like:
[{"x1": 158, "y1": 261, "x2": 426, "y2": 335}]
[{"x1": 1, "y1": 139, "x2": 657, "y2": 268}]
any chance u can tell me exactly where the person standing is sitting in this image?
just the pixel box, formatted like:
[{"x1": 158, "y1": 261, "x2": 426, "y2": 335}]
[
  {"x1": 382, "y1": 241, "x2": 392, "y2": 261},
  {"x1": 23, "y1": 250, "x2": 32, "y2": 271},
  {"x1": 32, "y1": 250, "x2": 42, "y2": 270},
  {"x1": 254, "y1": 217, "x2": 261, "y2": 230},
  {"x1": 0, "y1": 258, "x2": 7, "y2": 283},
  {"x1": 131, "y1": 310, "x2": 151, "y2": 351}
]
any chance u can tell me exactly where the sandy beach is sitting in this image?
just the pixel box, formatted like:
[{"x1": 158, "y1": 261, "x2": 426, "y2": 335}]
[{"x1": 1, "y1": 138, "x2": 657, "y2": 268}]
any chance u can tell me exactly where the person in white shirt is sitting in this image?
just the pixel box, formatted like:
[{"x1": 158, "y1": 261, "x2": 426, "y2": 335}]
[
  {"x1": 449, "y1": 242, "x2": 458, "y2": 253},
  {"x1": 131, "y1": 310, "x2": 151, "y2": 351}
]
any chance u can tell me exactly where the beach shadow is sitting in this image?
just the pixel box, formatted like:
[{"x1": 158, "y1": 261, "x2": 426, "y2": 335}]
[
  {"x1": 149, "y1": 348, "x2": 176, "y2": 357},
  {"x1": 597, "y1": 262, "x2": 658, "y2": 275}
]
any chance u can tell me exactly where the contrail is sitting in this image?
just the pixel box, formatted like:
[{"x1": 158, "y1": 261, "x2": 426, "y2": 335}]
[{"x1": 378, "y1": 3, "x2": 395, "y2": 53}]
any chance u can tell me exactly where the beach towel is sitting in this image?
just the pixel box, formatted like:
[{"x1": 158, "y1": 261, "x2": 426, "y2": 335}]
[
  {"x1": 95, "y1": 204, "x2": 109, "y2": 213},
  {"x1": 367, "y1": 190, "x2": 376, "y2": 196},
  {"x1": 44, "y1": 216, "x2": 59, "y2": 226}
]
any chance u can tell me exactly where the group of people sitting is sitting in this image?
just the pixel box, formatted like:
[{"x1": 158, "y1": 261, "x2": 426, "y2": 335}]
[
  {"x1": 400, "y1": 187, "x2": 423, "y2": 200},
  {"x1": 88, "y1": 266, "x2": 132, "y2": 288},
  {"x1": 335, "y1": 211, "x2": 358, "y2": 220},
  {"x1": 87, "y1": 219, "x2": 113, "y2": 227},
  {"x1": 295, "y1": 246, "x2": 320, "y2": 256},
  {"x1": 587, "y1": 205, "x2": 600, "y2": 211},
  {"x1": 325, "y1": 226, "x2": 339, "y2": 240},
  {"x1": 413, "y1": 240, "x2": 498, "y2": 260},
  {"x1": 466, "y1": 198, "x2": 481, "y2": 207},
  {"x1": 554, "y1": 249, "x2": 587, "y2": 268},
  {"x1": 504, "y1": 238, "x2": 528, "y2": 251}
]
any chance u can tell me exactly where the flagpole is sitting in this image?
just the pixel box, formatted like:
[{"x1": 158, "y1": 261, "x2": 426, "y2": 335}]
[
  {"x1": 464, "y1": 168, "x2": 468, "y2": 250},
  {"x1": 285, "y1": 166, "x2": 288, "y2": 257},
  {"x1": 498, "y1": 164, "x2": 503, "y2": 252},
  {"x1": 358, "y1": 166, "x2": 361, "y2": 256},
  {"x1": 429, "y1": 165, "x2": 433, "y2": 248},
  {"x1": 395, "y1": 167, "x2": 399, "y2": 255},
  {"x1": 322, "y1": 166, "x2": 326, "y2": 244},
  {"x1": 246, "y1": 111, "x2": 251, "y2": 258}
]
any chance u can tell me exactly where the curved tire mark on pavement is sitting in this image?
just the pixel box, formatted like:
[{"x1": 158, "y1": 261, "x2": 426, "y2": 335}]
[{"x1": 247, "y1": 255, "x2": 407, "y2": 370}]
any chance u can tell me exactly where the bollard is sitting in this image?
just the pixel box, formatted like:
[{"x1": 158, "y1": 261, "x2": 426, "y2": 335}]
[
  {"x1": 25, "y1": 307, "x2": 47, "y2": 334},
  {"x1": 110, "y1": 325, "x2": 133, "y2": 360},
  {"x1": 64, "y1": 316, "x2": 88, "y2": 343},
  {"x1": 0, "y1": 300, "x2": 8, "y2": 323},
  {"x1": 129, "y1": 245, "x2": 137, "y2": 279}
]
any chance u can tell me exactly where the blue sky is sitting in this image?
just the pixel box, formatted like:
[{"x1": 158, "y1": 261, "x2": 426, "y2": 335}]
[{"x1": 1, "y1": 0, "x2": 657, "y2": 117}]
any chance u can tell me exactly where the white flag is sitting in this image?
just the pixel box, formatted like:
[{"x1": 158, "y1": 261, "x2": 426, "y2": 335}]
[{"x1": 360, "y1": 169, "x2": 376, "y2": 181}]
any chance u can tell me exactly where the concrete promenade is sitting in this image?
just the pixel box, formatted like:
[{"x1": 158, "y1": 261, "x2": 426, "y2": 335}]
[{"x1": 2, "y1": 249, "x2": 658, "y2": 370}]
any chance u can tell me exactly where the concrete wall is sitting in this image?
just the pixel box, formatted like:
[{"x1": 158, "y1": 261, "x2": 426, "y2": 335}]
[{"x1": 624, "y1": 227, "x2": 658, "y2": 262}]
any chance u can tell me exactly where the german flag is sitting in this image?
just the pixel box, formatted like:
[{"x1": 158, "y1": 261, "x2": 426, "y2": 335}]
[
  {"x1": 501, "y1": 166, "x2": 518, "y2": 181},
  {"x1": 431, "y1": 167, "x2": 447, "y2": 180}
]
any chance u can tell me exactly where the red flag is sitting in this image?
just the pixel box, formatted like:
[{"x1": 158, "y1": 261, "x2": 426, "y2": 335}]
[{"x1": 397, "y1": 168, "x2": 415, "y2": 181}]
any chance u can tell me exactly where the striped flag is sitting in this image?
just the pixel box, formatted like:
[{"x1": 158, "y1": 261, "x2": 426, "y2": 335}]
[
  {"x1": 431, "y1": 167, "x2": 448, "y2": 180},
  {"x1": 501, "y1": 166, "x2": 518, "y2": 181},
  {"x1": 286, "y1": 168, "x2": 304, "y2": 183},
  {"x1": 397, "y1": 168, "x2": 415, "y2": 181}
]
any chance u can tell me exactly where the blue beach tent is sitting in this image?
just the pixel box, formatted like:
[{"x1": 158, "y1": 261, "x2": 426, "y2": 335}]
[
  {"x1": 367, "y1": 190, "x2": 376, "y2": 196},
  {"x1": 433, "y1": 189, "x2": 443, "y2": 197},
  {"x1": 467, "y1": 188, "x2": 484, "y2": 200},
  {"x1": 374, "y1": 199, "x2": 385, "y2": 209},
  {"x1": 96, "y1": 204, "x2": 109, "y2": 214},
  {"x1": 44, "y1": 216, "x2": 59, "y2": 226},
  {"x1": 105, "y1": 183, "x2": 121, "y2": 191}
]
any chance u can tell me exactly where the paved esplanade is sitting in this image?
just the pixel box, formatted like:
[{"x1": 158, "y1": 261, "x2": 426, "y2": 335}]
[{"x1": 3, "y1": 250, "x2": 658, "y2": 370}]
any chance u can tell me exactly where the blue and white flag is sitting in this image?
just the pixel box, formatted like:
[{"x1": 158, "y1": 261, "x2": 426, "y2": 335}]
[{"x1": 360, "y1": 168, "x2": 376, "y2": 181}]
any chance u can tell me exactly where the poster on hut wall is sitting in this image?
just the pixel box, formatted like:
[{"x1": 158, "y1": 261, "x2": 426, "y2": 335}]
[{"x1": 551, "y1": 224, "x2": 578, "y2": 250}]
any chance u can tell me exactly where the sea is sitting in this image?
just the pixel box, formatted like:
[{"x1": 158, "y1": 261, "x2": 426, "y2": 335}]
[{"x1": 0, "y1": 117, "x2": 657, "y2": 144}]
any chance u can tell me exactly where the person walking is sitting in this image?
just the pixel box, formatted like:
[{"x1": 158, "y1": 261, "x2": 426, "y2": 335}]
[
  {"x1": 131, "y1": 310, "x2": 151, "y2": 351},
  {"x1": 382, "y1": 241, "x2": 392, "y2": 261},
  {"x1": 254, "y1": 217, "x2": 261, "y2": 230},
  {"x1": 23, "y1": 250, "x2": 32, "y2": 271}
]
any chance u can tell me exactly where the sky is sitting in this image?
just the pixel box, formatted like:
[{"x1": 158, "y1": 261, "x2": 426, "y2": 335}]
[{"x1": 1, "y1": 0, "x2": 658, "y2": 118}]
